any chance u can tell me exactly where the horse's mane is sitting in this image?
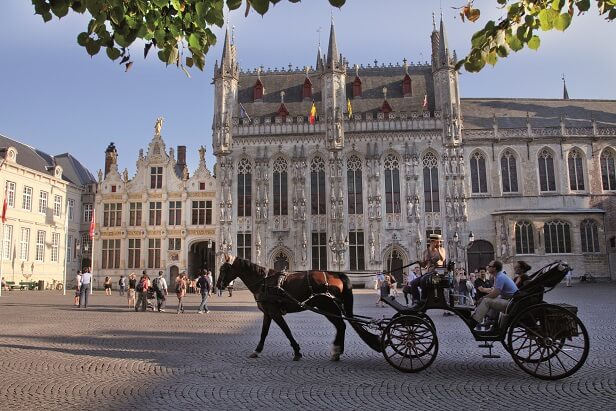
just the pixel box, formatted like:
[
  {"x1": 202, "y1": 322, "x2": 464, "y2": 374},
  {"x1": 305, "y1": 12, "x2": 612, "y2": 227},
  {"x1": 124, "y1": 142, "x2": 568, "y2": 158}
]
[{"x1": 235, "y1": 257, "x2": 276, "y2": 278}]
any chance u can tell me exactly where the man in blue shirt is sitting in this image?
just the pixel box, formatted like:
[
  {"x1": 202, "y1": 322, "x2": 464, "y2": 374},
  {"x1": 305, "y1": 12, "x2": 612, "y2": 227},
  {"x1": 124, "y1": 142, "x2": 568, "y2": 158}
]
[{"x1": 471, "y1": 260, "x2": 518, "y2": 331}]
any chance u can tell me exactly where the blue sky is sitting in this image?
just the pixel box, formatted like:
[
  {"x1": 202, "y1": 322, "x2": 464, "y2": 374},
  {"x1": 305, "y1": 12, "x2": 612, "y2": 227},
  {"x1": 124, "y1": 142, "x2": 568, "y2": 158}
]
[{"x1": 0, "y1": 1, "x2": 614, "y2": 176}]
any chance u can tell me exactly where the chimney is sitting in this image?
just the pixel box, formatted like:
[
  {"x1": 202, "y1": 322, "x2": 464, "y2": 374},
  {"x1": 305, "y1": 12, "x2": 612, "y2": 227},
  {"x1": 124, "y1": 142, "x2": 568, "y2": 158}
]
[
  {"x1": 177, "y1": 145, "x2": 186, "y2": 168},
  {"x1": 104, "y1": 142, "x2": 117, "y2": 177}
]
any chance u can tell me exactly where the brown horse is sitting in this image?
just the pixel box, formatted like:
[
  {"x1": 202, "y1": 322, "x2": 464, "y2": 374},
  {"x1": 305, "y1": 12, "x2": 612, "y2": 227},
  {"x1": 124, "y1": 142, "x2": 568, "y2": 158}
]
[{"x1": 217, "y1": 254, "x2": 381, "y2": 361}]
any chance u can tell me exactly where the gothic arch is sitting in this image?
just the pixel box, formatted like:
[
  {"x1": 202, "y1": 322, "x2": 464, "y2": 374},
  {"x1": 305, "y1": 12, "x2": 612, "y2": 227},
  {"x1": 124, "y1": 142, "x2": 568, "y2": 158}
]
[
  {"x1": 382, "y1": 245, "x2": 409, "y2": 284},
  {"x1": 420, "y1": 149, "x2": 440, "y2": 161},
  {"x1": 267, "y1": 245, "x2": 295, "y2": 270}
]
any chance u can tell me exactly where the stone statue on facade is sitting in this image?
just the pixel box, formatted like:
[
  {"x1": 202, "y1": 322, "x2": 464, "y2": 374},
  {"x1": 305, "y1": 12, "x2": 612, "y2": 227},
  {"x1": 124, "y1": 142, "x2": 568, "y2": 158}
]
[
  {"x1": 198, "y1": 145, "x2": 206, "y2": 162},
  {"x1": 123, "y1": 168, "x2": 129, "y2": 183},
  {"x1": 154, "y1": 117, "x2": 164, "y2": 135},
  {"x1": 97, "y1": 169, "x2": 103, "y2": 183},
  {"x1": 182, "y1": 165, "x2": 189, "y2": 181}
]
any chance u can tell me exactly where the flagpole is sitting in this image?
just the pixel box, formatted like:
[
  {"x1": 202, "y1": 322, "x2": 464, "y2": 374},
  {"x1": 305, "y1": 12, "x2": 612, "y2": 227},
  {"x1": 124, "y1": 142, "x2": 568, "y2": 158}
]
[
  {"x1": 62, "y1": 196, "x2": 70, "y2": 296},
  {"x1": 0, "y1": 223, "x2": 5, "y2": 298},
  {"x1": 89, "y1": 208, "x2": 95, "y2": 295}
]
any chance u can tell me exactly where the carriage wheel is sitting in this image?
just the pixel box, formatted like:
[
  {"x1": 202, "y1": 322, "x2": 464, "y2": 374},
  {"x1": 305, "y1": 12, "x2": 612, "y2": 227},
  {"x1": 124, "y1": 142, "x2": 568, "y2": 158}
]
[
  {"x1": 381, "y1": 315, "x2": 438, "y2": 373},
  {"x1": 507, "y1": 304, "x2": 589, "y2": 380}
]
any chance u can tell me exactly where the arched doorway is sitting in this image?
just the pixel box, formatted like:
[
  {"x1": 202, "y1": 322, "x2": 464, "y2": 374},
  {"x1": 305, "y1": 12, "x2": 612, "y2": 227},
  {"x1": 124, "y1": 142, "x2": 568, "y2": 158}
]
[
  {"x1": 385, "y1": 249, "x2": 404, "y2": 284},
  {"x1": 188, "y1": 240, "x2": 216, "y2": 280},
  {"x1": 169, "y1": 265, "x2": 179, "y2": 285},
  {"x1": 467, "y1": 240, "x2": 494, "y2": 273},
  {"x1": 273, "y1": 252, "x2": 290, "y2": 272}
]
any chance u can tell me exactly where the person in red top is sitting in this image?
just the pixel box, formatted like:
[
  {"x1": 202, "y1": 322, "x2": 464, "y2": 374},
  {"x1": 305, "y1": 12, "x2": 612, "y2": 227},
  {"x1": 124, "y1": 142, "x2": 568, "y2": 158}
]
[{"x1": 135, "y1": 272, "x2": 151, "y2": 312}]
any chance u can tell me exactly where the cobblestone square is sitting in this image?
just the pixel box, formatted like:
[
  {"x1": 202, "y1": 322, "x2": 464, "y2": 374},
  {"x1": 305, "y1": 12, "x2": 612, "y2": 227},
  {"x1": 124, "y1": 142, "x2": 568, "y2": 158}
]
[{"x1": 0, "y1": 283, "x2": 615, "y2": 410}]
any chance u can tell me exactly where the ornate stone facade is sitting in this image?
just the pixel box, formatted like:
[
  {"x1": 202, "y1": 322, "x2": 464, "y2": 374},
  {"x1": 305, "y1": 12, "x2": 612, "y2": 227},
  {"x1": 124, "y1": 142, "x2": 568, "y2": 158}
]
[{"x1": 212, "y1": 21, "x2": 616, "y2": 282}]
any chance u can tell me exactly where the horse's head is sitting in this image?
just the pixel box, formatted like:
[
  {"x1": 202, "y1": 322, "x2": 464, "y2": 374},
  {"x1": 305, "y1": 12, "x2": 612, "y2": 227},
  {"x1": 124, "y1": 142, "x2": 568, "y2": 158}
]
[{"x1": 217, "y1": 253, "x2": 238, "y2": 290}]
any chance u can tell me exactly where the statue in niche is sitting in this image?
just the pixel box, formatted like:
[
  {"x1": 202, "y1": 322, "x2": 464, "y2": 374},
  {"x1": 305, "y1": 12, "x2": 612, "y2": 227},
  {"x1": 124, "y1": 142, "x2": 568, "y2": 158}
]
[
  {"x1": 182, "y1": 165, "x2": 189, "y2": 181},
  {"x1": 369, "y1": 239, "x2": 376, "y2": 261},
  {"x1": 198, "y1": 145, "x2": 206, "y2": 162},
  {"x1": 407, "y1": 198, "x2": 413, "y2": 219},
  {"x1": 154, "y1": 117, "x2": 164, "y2": 135},
  {"x1": 256, "y1": 204, "x2": 261, "y2": 220},
  {"x1": 123, "y1": 168, "x2": 129, "y2": 183},
  {"x1": 97, "y1": 169, "x2": 103, "y2": 183}
]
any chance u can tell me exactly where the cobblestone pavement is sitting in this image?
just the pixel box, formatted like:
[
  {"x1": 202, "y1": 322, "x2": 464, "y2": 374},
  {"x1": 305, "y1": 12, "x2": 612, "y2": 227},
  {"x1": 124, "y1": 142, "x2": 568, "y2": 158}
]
[{"x1": 0, "y1": 283, "x2": 614, "y2": 411}]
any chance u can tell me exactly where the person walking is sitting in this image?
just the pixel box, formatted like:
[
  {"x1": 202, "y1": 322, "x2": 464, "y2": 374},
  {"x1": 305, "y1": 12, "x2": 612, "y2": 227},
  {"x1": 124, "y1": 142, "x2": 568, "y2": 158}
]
[
  {"x1": 74, "y1": 270, "x2": 82, "y2": 306},
  {"x1": 402, "y1": 266, "x2": 419, "y2": 305},
  {"x1": 135, "y1": 272, "x2": 150, "y2": 312},
  {"x1": 197, "y1": 270, "x2": 212, "y2": 313},
  {"x1": 118, "y1": 275, "x2": 126, "y2": 297},
  {"x1": 79, "y1": 268, "x2": 92, "y2": 309},
  {"x1": 153, "y1": 271, "x2": 168, "y2": 312},
  {"x1": 127, "y1": 272, "x2": 137, "y2": 309},
  {"x1": 175, "y1": 272, "x2": 187, "y2": 314},
  {"x1": 104, "y1": 276, "x2": 112, "y2": 296}
]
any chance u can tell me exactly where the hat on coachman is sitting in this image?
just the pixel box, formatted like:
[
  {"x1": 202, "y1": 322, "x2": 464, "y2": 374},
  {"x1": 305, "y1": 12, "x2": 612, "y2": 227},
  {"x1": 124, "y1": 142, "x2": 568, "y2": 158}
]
[{"x1": 429, "y1": 233, "x2": 442, "y2": 241}]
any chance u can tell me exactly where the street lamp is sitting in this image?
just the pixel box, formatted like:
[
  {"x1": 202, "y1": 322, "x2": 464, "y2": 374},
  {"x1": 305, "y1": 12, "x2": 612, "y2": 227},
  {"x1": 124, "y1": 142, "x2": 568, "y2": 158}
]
[
  {"x1": 328, "y1": 235, "x2": 349, "y2": 272},
  {"x1": 453, "y1": 231, "x2": 474, "y2": 273}
]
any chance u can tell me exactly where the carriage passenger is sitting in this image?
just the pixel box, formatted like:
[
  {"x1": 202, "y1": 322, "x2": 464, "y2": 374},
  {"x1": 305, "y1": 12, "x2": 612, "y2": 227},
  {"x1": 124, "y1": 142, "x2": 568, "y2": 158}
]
[
  {"x1": 409, "y1": 234, "x2": 446, "y2": 308},
  {"x1": 471, "y1": 260, "x2": 518, "y2": 332}
]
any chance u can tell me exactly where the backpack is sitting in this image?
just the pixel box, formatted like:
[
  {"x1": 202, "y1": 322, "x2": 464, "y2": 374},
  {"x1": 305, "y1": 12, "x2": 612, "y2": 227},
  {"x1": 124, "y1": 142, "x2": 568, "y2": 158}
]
[
  {"x1": 152, "y1": 277, "x2": 160, "y2": 292},
  {"x1": 136, "y1": 279, "x2": 145, "y2": 292}
]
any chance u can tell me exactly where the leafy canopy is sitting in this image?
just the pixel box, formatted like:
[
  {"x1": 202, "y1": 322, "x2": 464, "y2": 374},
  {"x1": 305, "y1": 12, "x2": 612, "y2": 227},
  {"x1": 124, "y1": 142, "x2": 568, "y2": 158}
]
[{"x1": 31, "y1": 0, "x2": 616, "y2": 74}]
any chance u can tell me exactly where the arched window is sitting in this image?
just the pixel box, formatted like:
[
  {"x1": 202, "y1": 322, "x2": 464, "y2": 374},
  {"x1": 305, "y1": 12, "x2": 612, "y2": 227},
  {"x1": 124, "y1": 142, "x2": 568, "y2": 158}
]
[
  {"x1": 568, "y1": 149, "x2": 585, "y2": 191},
  {"x1": 311, "y1": 232, "x2": 327, "y2": 270},
  {"x1": 310, "y1": 157, "x2": 326, "y2": 215},
  {"x1": 352, "y1": 76, "x2": 362, "y2": 98},
  {"x1": 384, "y1": 154, "x2": 401, "y2": 214},
  {"x1": 237, "y1": 159, "x2": 252, "y2": 217},
  {"x1": 501, "y1": 150, "x2": 518, "y2": 193},
  {"x1": 273, "y1": 157, "x2": 288, "y2": 216},
  {"x1": 402, "y1": 74, "x2": 412, "y2": 96},
  {"x1": 423, "y1": 153, "x2": 440, "y2": 212},
  {"x1": 544, "y1": 220, "x2": 571, "y2": 254},
  {"x1": 538, "y1": 149, "x2": 556, "y2": 192},
  {"x1": 470, "y1": 151, "x2": 488, "y2": 194},
  {"x1": 515, "y1": 221, "x2": 535, "y2": 254},
  {"x1": 601, "y1": 149, "x2": 616, "y2": 191},
  {"x1": 253, "y1": 79, "x2": 264, "y2": 101},
  {"x1": 302, "y1": 78, "x2": 312, "y2": 100},
  {"x1": 347, "y1": 155, "x2": 363, "y2": 214},
  {"x1": 580, "y1": 219, "x2": 600, "y2": 253},
  {"x1": 349, "y1": 230, "x2": 365, "y2": 271},
  {"x1": 274, "y1": 251, "x2": 289, "y2": 271}
]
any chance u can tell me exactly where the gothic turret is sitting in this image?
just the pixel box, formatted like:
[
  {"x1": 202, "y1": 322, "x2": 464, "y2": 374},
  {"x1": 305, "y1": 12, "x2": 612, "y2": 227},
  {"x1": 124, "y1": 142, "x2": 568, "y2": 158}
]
[
  {"x1": 213, "y1": 27, "x2": 239, "y2": 156},
  {"x1": 104, "y1": 142, "x2": 118, "y2": 177},
  {"x1": 320, "y1": 20, "x2": 346, "y2": 151}
]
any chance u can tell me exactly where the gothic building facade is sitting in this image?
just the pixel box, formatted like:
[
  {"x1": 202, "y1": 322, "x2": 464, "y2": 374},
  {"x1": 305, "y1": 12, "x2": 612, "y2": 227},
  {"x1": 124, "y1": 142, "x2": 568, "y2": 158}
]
[
  {"x1": 212, "y1": 21, "x2": 616, "y2": 283},
  {"x1": 94, "y1": 123, "x2": 218, "y2": 286}
]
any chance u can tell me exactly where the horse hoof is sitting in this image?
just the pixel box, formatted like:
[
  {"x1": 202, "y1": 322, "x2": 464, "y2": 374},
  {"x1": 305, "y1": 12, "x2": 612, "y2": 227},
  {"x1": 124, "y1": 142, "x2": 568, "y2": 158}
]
[
  {"x1": 249, "y1": 352, "x2": 259, "y2": 358},
  {"x1": 292, "y1": 353, "x2": 302, "y2": 361},
  {"x1": 330, "y1": 354, "x2": 341, "y2": 362}
]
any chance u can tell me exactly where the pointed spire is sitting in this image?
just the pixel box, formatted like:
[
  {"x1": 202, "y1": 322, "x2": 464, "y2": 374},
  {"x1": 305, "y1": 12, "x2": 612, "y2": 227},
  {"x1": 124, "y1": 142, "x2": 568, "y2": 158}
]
[
  {"x1": 326, "y1": 19, "x2": 339, "y2": 68},
  {"x1": 562, "y1": 74, "x2": 570, "y2": 100},
  {"x1": 221, "y1": 27, "x2": 232, "y2": 70},
  {"x1": 316, "y1": 47, "x2": 323, "y2": 71},
  {"x1": 438, "y1": 16, "x2": 451, "y2": 66}
]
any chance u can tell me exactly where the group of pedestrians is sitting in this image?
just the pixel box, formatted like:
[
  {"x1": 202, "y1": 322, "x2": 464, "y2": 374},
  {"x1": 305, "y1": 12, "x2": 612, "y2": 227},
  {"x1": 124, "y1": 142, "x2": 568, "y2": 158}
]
[{"x1": 74, "y1": 268, "x2": 93, "y2": 309}]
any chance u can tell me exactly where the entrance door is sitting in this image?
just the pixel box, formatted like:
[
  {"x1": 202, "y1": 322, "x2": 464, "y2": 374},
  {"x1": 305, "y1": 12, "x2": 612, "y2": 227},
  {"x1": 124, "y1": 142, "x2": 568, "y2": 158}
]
[
  {"x1": 169, "y1": 265, "x2": 179, "y2": 285},
  {"x1": 467, "y1": 240, "x2": 494, "y2": 273},
  {"x1": 274, "y1": 252, "x2": 290, "y2": 272},
  {"x1": 386, "y1": 249, "x2": 404, "y2": 284},
  {"x1": 188, "y1": 241, "x2": 216, "y2": 280}
]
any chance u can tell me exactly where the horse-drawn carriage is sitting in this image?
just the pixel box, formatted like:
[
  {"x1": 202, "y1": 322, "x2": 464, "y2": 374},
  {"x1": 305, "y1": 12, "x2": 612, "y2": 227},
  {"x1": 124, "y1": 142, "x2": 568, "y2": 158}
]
[{"x1": 218, "y1": 256, "x2": 588, "y2": 380}]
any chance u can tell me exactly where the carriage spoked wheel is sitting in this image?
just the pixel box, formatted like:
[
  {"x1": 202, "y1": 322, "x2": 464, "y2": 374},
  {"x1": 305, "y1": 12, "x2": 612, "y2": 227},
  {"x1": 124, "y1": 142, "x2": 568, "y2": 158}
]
[
  {"x1": 507, "y1": 303, "x2": 589, "y2": 380},
  {"x1": 381, "y1": 315, "x2": 438, "y2": 373}
]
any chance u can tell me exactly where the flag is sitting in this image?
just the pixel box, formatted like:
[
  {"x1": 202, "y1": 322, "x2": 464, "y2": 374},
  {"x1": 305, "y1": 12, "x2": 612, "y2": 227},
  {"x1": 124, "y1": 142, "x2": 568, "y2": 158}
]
[
  {"x1": 89, "y1": 209, "x2": 95, "y2": 239},
  {"x1": 422, "y1": 94, "x2": 428, "y2": 109},
  {"x1": 239, "y1": 103, "x2": 251, "y2": 121},
  {"x1": 309, "y1": 101, "x2": 317, "y2": 125},
  {"x1": 347, "y1": 98, "x2": 353, "y2": 119},
  {"x1": 1, "y1": 193, "x2": 6, "y2": 224}
]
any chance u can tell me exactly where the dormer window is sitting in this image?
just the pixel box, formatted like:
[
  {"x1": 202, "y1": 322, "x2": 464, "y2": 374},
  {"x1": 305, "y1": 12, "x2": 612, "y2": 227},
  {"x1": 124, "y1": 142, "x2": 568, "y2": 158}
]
[
  {"x1": 352, "y1": 76, "x2": 362, "y2": 98},
  {"x1": 277, "y1": 103, "x2": 289, "y2": 121},
  {"x1": 380, "y1": 100, "x2": 393, "y2": 114},
  {"x1": 402, "y1": 74, "x2": 412, "y2": 97},
  {"x1": 302, "y1": 78, "x2": 312, "y2": 100},
  {"x1": 253, "y1": 79, "x2": 264, "y2": 101}
]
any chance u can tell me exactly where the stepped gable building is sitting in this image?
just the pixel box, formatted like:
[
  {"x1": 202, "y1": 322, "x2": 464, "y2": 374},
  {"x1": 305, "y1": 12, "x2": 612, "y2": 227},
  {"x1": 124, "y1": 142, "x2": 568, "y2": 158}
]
[
  {"x1": 0, "y1": 133, "x2": 96, "y2": 288},
  {"x1": 94, "y1": 119, "x2": 218, "y2": 286},
  {"x1": 212, "y1": 20, "x2": 616, "y2": 282}
]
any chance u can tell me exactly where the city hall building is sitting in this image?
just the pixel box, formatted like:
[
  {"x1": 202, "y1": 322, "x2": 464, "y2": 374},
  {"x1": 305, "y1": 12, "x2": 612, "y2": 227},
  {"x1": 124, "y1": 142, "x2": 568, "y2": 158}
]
[{"x1": 210, "y1": 20, "x2": 616, "y2": 283}]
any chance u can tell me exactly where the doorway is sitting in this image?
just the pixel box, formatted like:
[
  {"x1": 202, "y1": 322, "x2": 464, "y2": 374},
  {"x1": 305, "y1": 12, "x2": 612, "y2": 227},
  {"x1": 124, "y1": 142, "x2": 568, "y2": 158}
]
[
  {"x1": 188, "y1": 240, "x2": 216, "y2": 281},
  {"x1": 467, "y1": 240, "x2": 494, "y2": 273},
  {"x1": 385, "y1": 249, "x2": 404, "y2": 284}
]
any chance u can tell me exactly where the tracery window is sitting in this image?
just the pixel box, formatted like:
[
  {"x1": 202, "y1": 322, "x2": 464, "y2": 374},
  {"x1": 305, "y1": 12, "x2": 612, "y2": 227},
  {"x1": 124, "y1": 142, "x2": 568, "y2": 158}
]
[
  {"x1": 601, "y1": 149, "x2": 616, "y2": 191},
  {"x1": 310, "y1": 157, "x2": 326, "y2": 215},
  {"x1": 470, "y1": 151, "x2": 488, "y2": 194},
  {"x1": 568, "y1": 149, "x2": 585, "y2": 191},
  {"x1": 580, "y1": 219, "x2": 600, "y2": 253},
  {"x1": 311, "y1": 232, "x2": 327, "y2": 270},
  {"x1": 423, "y1": 153, "x2": 440, "y2": 212},
  {"x1": 501, "y1": 150, "x2": 519, "y2": 193},
  {"x1": 347, "y1": 155, "x2": 363, "y2": 215},
  {"x1": 515, "y1": 221, "x2": 535, "y2": 254},
  {"x1": 538, "y1": 149, "x2": 556, "y2": 192},
  {"x1": 384, "y1": 154, "x2": 401, "y2": 214},
  {"x1": 273, "y1": 157, "x2": 288, "y2": 216},
  {"x1": 544, "y1": 220, "x2": 571, "y2": 254},
  {"x1": 349, "y1": 230, "x2": 365, "y2": 270},
  {"x1": 237, "y1": 158, "x2": 252, "y2": 217}
]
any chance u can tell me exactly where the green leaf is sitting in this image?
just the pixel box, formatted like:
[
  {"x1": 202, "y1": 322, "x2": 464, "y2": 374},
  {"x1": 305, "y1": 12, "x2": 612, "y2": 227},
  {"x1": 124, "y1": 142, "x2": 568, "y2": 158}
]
[
  {"x1": 576, "y1": 0, "x2": 591, "y2": 13},
  {"x1": 496, "y1": 45, "x2": 509, "y2": 58},
  {"x1": 554, "y1": 13, "x2": 572, "y2": 31},
  {"x1": 85, "y1": 40, "x2": 101, "y2": 56},
  {"x1": 186, "y1": 56, "x2": 194, "y2": 67},
  {"x1": 506, "y1": 32, "x2": 524, "y2": 51},
  {"x1": 538, "y1": 9, "x2": 555, "y2": 30},
  {"x1": 188, "y1": 33, "x2": 201, "y2": 49},
  {"x1": 486, "y1": 51, "x2": 498, "y2": 66},
  {"x1": 77, "y1": 32, "x2": 90, "y2": 47},
  {"x1": 527, "y1": 35, "x2": 541, "y2": 50},
  {"x1": 226, "y1": 0, "x2": 243, "y2": 10},
  {"x1": 250, "y1": 0, "x2": 270, "y2": 15},
  {"x1": 106, "y1": 47, "x2": 122, "y2": 60},
  {"x1": 50, "y1": 0, "x2": 70, "y2": 18},
  {"x1": 329, "y1": 0, "x2": 346, "y2": 7}
]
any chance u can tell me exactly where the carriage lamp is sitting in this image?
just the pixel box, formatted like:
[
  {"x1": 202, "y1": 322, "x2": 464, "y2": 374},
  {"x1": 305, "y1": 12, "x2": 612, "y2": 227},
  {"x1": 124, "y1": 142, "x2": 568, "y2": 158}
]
[{"x1": 208, "y1": 239, "x2": 212, "y2": 249}]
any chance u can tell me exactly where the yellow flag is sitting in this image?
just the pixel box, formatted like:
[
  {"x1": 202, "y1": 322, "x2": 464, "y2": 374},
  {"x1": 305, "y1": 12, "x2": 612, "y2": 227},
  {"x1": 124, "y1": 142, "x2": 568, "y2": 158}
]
[{"x1": 347, "y1": 98, "x2": 353, "y2": 119}]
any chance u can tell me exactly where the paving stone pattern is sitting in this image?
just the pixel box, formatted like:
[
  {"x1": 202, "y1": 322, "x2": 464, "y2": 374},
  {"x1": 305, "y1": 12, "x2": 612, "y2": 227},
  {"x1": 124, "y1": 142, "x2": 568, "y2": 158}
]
[{"x1": 0, "y1": 284, "x2": 615, "y2": 410}]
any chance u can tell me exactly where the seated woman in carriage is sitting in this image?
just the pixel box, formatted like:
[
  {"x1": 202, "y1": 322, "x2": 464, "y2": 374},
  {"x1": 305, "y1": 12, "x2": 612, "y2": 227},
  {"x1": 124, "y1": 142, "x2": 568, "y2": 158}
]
[{"x1": 408, "y1": 233, "x2": 446, "y2": 308}]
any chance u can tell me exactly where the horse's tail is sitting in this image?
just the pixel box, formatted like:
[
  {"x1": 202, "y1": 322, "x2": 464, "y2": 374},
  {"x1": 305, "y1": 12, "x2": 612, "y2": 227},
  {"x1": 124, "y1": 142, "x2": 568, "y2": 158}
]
[{"x1": 338, "y1": 273, "x2": 383, "y2": 353}]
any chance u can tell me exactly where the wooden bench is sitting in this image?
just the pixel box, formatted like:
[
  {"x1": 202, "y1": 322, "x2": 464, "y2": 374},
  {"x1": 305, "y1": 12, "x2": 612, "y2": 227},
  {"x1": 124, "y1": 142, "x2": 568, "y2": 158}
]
[{"x1": 5, "y1": 281, "x2": 37, "y2": 290}]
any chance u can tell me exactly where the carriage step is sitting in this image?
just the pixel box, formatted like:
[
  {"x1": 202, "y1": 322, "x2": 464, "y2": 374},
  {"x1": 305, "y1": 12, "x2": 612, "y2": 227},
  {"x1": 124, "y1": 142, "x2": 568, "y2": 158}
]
[
  {"x1": 482, "y1": 354, "x2": 501, "y2": 359},
  {"x1": 479, "y1": 342, "x2": 501, "y2": 358}
]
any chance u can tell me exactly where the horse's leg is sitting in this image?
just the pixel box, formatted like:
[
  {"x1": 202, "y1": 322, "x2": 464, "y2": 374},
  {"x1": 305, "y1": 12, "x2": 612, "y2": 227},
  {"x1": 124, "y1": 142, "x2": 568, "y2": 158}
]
[
  {"x1": 249, "y1": 313, "x2": 272, "y2": 358},
  {"x1": 314, "y1": 298, "x2": 346, "y2": 361},
  {"x1": 270, "y1": 314, "x2": 302, "y2": 361}
]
